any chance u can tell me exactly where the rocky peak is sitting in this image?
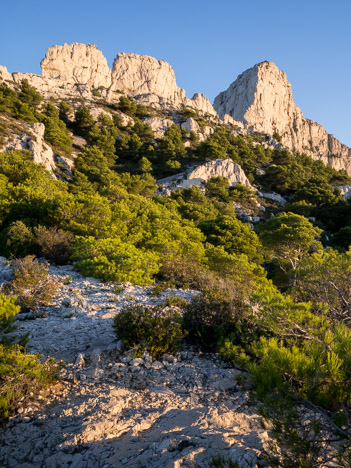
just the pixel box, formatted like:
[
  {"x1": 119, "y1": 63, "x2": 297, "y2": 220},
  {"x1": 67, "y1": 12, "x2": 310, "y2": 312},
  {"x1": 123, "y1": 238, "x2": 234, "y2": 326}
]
[
  {"x1": 41, "y1": 43, "x2": 112, "y2": 89},
  {"x1": 2, "y1": 43, "x2": 216, "y2": 116},
  {"x1": 111, "y1": 53, "x2": 184, "y2": 102},
  {"x1": 214, "y1": 61, "x2": 351, "y2": 175}
]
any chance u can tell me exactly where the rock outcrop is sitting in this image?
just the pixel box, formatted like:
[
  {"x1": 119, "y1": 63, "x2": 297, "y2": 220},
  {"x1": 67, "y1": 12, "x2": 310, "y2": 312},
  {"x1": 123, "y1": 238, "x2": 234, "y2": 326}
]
[
  {"x1": 1, "y1": 122, "x2": 56, "y2": 173},
  {"x1": 1, "y1": 43, "x2": 217, "y2": 116},
  {"x1": 41, "y1": 43, "x2": 112, "y2": 89},
  {"x1": 214, "y1": 61, "x2": 351, "y2": 175},
  {"x1": 158, "y1": 159, "x2": 252, "y2": 194}
]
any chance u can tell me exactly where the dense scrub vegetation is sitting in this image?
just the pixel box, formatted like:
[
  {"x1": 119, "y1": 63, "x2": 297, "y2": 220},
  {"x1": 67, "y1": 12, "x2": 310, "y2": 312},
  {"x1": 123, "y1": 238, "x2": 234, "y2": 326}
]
[{"x1": 1, "y1": 79, "x2": 351, "y2": 462}]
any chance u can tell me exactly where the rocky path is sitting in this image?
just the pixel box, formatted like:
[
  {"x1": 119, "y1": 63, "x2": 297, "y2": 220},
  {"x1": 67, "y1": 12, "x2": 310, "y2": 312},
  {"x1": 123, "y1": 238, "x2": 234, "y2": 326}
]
[{"x1": 0, "y1": 263, "x2": 272, "y2": 468}]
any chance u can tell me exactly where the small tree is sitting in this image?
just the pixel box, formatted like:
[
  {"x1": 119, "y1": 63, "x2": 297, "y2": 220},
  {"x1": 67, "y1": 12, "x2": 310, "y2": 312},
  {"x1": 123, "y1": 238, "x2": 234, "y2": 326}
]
[
  {"x1": 138, "y1": 157, "x2": 152, "y2": 173},
  {"x1": 258, "y1": 212, "x2": 322, "y2": 276}
]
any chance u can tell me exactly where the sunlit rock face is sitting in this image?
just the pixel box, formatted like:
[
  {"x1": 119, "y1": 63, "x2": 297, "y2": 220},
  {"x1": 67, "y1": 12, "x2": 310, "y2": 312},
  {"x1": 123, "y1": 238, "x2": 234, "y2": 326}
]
[
  {"x1": 214, "y1": 61, "x2": 351, "y2": 174},
  {"x1": 157, "y1": 158, "x2": 252, "y2": 194},
  {"x1": 2, "y1": 43, "x2": 217, "y2": 116}
]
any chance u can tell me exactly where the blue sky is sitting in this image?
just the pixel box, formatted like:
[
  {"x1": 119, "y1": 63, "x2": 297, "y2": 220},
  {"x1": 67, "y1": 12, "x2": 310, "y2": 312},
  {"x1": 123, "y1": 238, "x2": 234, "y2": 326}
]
[{"x1": 1, "y1": 0, "x2": 350, "y2": 145}]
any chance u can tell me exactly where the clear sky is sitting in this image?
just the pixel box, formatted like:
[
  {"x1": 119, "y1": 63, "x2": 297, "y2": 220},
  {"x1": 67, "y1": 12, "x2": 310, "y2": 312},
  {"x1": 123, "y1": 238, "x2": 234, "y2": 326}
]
[{"x1": 1, "y1": 0, "x2": 350, "y2": 145}]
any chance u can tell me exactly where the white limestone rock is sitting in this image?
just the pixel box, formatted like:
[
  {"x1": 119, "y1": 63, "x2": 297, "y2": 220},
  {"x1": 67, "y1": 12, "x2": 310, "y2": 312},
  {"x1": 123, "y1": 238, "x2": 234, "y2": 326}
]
[
  {"x1": 258, "y1": 191, "x2": 287, "y2": 205},
  {"x1": 335, "y1": 185, "x2": 351, "y2": 200},
  {"x1": 144, "y1": 116, "x2": 173, "y2": 138},
  {"x1": 181, "y1": 117, "x2": 200, "y2": 133},
  {"x1": 158, "y1": 158, "x2": 252, "y2": 194},
  {"x1": 214, "y1": 61, "x2": 351, "y2": 174},
  {"x1": 41, "y1": 43, "x2": 112, "y2": 89},
  {"x1": 1, "y1": 43, "x2": 217, "y2": 117},
  {"x1": 2, "y1": 122, "x2": 56, "y2": 173},
  {"x1": 0, "y1": 66, "x2": 13, "y2": 82}
]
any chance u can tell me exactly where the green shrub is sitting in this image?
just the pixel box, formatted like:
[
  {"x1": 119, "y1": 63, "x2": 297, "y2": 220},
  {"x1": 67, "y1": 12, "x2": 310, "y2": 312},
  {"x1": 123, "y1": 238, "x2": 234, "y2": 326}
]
[
  {"x1": 113, "y1": 304, "x2": 186, "y2": 358},
  {"x1": 0, "y1": 294, "x2": 28, "y2": 347},
  {"x1": 4, "y1": 256, "x2": 58, "y2": 312},
  {"x1": 34, "y1": 226, "x2": 74, "y2": 264},
  {"x1": 158, "y1": 257, "x2": 217, "y2": 290},
  {"x1": 210, "y1": 454, "x2": 239, "y2": 468},
  {"x1": 0, "y1": 221, "x2": 35, "y2": 258},
  {"x1": 162, "y1": 295, "x2": 189, "y2": 309},
  {"x1": 183, "y1": 291, "x2": 239, "y2": 350},
  {"x1": 73, "y1": 237, "x2": 160, "y2": 285},
  {"x1": 0, "y1": 345, "x2": 58, "y2": 418}
]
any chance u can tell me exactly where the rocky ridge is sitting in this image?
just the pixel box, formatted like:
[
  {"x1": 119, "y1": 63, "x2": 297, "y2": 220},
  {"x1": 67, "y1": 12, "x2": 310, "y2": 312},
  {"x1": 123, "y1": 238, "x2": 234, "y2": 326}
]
[
  {"x1": 0, "y1": 259, "x2": 272, "y2": 468},
  {"x1": 214, "y1": 61, "x2": 351, "y2": 175},
  {"x1": 2, "y1": 44, "x2": 351, "y2": 177},
  {"x1": 1, "y1": 43, "x2": 217, "y2": 116}
]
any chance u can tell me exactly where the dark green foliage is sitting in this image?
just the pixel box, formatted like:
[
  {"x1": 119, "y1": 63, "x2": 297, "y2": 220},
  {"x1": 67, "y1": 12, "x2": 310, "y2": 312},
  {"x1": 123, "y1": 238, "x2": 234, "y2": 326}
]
[
  {"x1": 18, "y1": 80, "x2": 42, "y2": 110},
  {"x1": 58, "y1": 100, "x2": 73, "y2": 123},
  {"x1": 197, "y1": 129, "x2": 270, "y2": 180},
  {"x1": 205, "y1": 176, "x2": 229, "y2": 201},
  {"x1": 0, "y1": 221, "x2": 35, "y2": 258},
  {"x1": 158, "y1": 124, "x2": 186, "y2": 160},
  {"x1": 39, "y1": 103, "x2": 73, "y2": 154},
  {"x1": 183, "y1": 291, "x2": 238, "y2": 350},
  {"x1": 113, "y1": 304, "x2": 186, "y2": 358},
  {"x1": 210, "y1": 454, "x2": 239, "y2": 468},
  {"x1": 331, "y1": 226, "x2": 351, "y2": 250},
  {"x1": 294, "y1": 177, "x2": 341, "y2": 207},
  {"x1": 171, "y1": 186, "x2": 220, "y2": 224},
  {"x1": 86, "y1": 113, "x2": 118, "y2": 161},
  {"x1": 74, "y1": 105, "x2": 95, "y2": 137},
  {"x1": 262, "y1": 150, "x2": 351, "y2": 195},
  {"x1": 199, "y1": 215, "x2": 263, "y2": 262},
  {"x1": 118, "y1": 95, "x2": 137, "y2": 115},
  {"x1": 74, "y1": 145, "x2": 113, "y2": 184}
]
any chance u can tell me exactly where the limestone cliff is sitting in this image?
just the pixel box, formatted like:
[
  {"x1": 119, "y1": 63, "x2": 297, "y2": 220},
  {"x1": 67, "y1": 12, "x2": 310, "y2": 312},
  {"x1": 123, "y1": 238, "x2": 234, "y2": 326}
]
[
  {"x1": 158, "y1": 159, "x2": 252, "y2": 194},
  {"x1": 1, "y1": 43, "x2": 216, "y2": 116},
  {"x1": 41, "y1": 43, "x2": 112, "y2": 89},
  {"x1": 213, "y1": 61, "x2": 351, "y2": 174},
  {"x1": 1, "y1": 122, "x2": 56, "y2": 173}
]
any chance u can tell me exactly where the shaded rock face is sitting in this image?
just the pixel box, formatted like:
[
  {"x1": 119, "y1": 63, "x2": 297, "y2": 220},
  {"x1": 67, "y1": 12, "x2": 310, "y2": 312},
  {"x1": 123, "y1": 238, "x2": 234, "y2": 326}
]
[
  {"x1": 158, "y1": 158, "x2": 252, "y2": 194},
  {"x1": 214, "y1": 61, "x2": 351, "y2": 174},
  {"x1": 2, "y1": 43, "x2": 216, "y2": 116}
]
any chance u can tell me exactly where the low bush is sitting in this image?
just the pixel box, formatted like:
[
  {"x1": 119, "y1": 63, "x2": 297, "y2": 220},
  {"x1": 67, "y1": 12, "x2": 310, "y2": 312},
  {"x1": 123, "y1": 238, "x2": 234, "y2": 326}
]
[
  {"x1": 0, "y1": 293, "x2": 58, "y2": 418},
  {"x1": 158, "y1": 257, "x2": 218, "y2": 290},
  {"x1": 34, "y1": 226, "x2": 75, "y2": 264},
  {"x1": 162, "y1": 295, "x2": 189, "y2": 309},
  {"x1": 0, "y1": 345, "x2": 58, "y2": 418},
  {"x1": 183, "y1": 291, "x2": 240, "y2": 350},
  {"x1": 113, "y1": 304, "x2": 186, "y2": 358},
  {"x1": 4, "y1": 256, "x2": 59, "y2": 312}
]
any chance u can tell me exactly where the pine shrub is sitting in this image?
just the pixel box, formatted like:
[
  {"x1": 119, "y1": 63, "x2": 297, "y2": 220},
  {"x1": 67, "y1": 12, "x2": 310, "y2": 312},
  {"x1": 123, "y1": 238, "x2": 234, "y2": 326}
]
[{"x1": 113, "y1": 304, "x2": 186, "y2": 358}]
